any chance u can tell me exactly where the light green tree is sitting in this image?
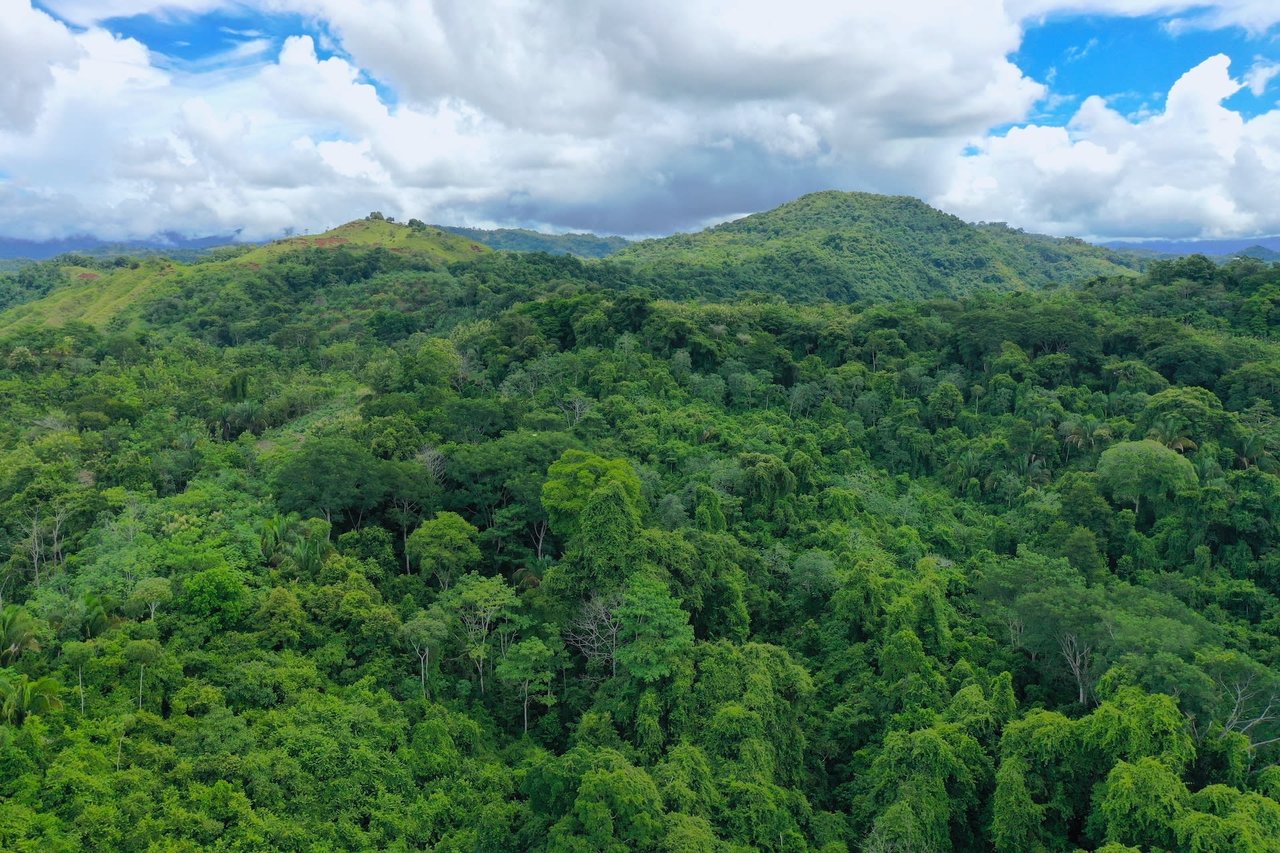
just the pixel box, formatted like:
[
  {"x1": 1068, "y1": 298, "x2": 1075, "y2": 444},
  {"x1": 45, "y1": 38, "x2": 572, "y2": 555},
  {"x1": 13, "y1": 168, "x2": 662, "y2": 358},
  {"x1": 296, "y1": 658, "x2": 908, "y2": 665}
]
[
  {"x1": 406, "y1": 511, "x2": 480, "y2": 589},
  {"x1": 496, "y1": 636, "x2": 555, "y2": 733},
  {"x1": 616, "y1": 573, "x2": 694, "y2": 683}
]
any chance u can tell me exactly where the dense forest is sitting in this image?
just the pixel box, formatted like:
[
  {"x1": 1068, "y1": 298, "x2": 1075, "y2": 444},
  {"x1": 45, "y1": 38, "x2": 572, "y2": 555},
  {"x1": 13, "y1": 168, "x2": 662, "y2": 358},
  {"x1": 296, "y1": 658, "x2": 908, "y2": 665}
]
[
  {"x1": 614, "y1": 192, "x2": 1145, "y2": 301},
  {"x1": 438, "y1": 226, "x2": 630, "y2": 259},
  {"x1": 1, "y1": 202, "x2": 1279, "y2": 851}
]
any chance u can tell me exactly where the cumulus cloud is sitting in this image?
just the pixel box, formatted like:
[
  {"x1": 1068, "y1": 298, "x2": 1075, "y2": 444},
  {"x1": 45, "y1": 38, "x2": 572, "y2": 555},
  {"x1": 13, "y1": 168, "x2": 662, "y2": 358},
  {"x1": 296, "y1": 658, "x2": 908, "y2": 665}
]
[
  {"x1": 938, "y1": 55, "x2": 1280, "y2": 239},
  {"x1": 2, "y1": 0, "x2": 1280, "y2": 240},
  {"x1": 1245, "y1": 58, "x2": 1280, "y2": 95},
  {"x1": 1010, "y1": 0, "x2": 1280, "y2": 34},
  {"x1": 1, "y1": 0, "x2": 1052, "y2": 238},
  {"x1": 0, "y1": 1, "x2": 80, "y2": 133}
]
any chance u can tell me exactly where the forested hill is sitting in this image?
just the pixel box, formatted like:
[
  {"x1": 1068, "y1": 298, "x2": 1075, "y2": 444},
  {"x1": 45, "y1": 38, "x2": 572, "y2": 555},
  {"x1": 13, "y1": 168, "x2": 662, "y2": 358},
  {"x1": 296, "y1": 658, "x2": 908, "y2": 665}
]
[
  {"x1": 438, "y1": 225, "x2": 630, "y2": 258},
  {"x1": 2, "y1": 215, "x2": 1280, "y2": 849},
  {"x1": 614, "y1": 191, "x2": 1144, "y2": 301},
  {"x1": 0, "y1": 217, "x2": 490, "y2": 331}
]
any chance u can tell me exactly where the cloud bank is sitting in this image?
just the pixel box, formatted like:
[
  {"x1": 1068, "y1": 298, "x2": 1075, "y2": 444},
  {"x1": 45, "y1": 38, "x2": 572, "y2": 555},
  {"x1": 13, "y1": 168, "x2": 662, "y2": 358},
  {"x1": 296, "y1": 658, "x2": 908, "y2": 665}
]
[{"x1": 1, "y1": 0, "x2": 1279, "y2": 240}]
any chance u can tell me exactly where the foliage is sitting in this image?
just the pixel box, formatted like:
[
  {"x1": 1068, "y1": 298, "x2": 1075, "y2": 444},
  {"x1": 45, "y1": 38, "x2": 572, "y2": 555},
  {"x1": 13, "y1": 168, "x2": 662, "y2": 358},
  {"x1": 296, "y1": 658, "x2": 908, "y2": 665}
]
[{"x1": 0, "y1": 212, "x2": 1278, "y2": 850}]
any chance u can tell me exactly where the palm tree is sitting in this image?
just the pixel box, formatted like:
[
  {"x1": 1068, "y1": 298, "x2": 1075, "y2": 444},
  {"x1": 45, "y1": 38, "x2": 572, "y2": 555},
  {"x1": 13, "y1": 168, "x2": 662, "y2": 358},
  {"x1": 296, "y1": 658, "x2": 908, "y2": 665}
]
[
  {"x1": 1059, "y1": 417, "x2": 1088, "y2": 461},
  {"x1": 0, "y1": 673, "x2": 63, "y2": 725},
  {"x1": 1235, "y1": 432, "x2": 1280, "y2": 472},
  {"x1": 0, "y1": 605, "x2": 40, "y2": 665},
  {"x1": 1147, "y1": 415, "x2": 1197, "y2": 453},
  {"x1": 1086, "y1": 416, "x2": 1114, "y2": 450}
]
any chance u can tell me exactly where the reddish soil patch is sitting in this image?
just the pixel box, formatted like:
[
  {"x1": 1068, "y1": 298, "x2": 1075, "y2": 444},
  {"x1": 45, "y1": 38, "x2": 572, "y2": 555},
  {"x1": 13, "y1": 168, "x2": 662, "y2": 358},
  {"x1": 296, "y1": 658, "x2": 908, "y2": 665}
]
[
  {"x1": 312, "y1": 237, "x2": 350, "y2": 248},
  {"x1": 76, "y1": 273, "x2": 100, "y2": 280},
  {"x1": 469, "y1": 244, "x2": 485, "y2": 252}
]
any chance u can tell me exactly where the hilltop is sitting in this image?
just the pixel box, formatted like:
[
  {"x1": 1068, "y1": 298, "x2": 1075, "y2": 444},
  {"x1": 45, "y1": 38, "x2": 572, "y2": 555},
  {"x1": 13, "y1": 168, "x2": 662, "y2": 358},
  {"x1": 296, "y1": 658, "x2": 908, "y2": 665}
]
[
  {"x1": 241, "y1": 218, "x2": 489, "y2": 264},
  {"x1": 615, "y1": 191, "x2": 1144, "y2": 301}
]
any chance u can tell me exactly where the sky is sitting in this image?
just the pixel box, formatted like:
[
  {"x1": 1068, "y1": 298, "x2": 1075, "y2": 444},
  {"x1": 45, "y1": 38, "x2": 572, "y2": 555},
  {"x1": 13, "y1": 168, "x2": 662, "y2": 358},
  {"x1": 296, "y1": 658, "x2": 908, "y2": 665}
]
[{"x1": 2, "y1": 1, "x2": 1280, "y2": 242}]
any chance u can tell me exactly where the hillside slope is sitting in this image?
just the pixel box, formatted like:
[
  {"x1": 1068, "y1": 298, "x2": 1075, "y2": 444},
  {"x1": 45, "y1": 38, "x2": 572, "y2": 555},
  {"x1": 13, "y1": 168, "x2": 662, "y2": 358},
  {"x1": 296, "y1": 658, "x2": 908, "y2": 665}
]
[
  {"x1": 0, "y1": 219, "x2": 489, "y2": 335},
  {"x1": 438, "y1": 225, "x2": 629, "y2": 258},
  {"x1": 615, "y1": 191, "x2": 1143, "y2": 301},
  {"x1": 240, "y1": 218, "x2": 489, "y2": 264}
]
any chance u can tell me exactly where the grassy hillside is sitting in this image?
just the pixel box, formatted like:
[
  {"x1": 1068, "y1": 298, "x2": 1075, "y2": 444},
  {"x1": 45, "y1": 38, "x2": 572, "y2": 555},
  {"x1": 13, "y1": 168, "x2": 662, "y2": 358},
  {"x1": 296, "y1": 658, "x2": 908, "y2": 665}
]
[
  {"x1": 615, "y1": 191, "x2": 1143, "y2": 301},
  {"x1": 240, "y1": 218, "x2": 490, "y2": 264},
  {"x1": 439, "y1": 225, "x2": 629, "y2": 258},
  {"x1": 0, "y1": 260, "x2": 182, "y2": 335},
  {"x1": 0, "y1": 219, "x2": 491, "y2": 335}
]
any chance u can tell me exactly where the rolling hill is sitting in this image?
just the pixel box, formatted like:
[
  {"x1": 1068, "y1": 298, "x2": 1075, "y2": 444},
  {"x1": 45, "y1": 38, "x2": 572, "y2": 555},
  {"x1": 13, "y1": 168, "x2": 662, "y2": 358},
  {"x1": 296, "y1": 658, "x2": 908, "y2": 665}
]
[
  {"x1": 614, "y1": 191, "x2": 1145, "y2": 302},
  {"x1": 0, "y1": 192, "x2": 1153, "y2": 336},
  {"x1": 0, "y1": 219, "x2": 490, "y2": 335},
  {"x1": 240, "y1": 218, "x2": 490, "y2": 264}
]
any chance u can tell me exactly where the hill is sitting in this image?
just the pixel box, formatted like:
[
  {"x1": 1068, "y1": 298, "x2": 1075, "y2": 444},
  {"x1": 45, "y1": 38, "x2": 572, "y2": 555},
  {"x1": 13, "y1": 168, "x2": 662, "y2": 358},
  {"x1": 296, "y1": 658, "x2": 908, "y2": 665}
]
[
  {"x1": 0, "y1": 219, "x2": 490, "y2": 335},
  {"x1": 238, "y1": 218, "x2": 489, "y2": 264},
  {"x1": 438, "y1": 225, "x2": 629, "y2": 258},
  {"x1": 614, "y1": 191, "x2": 1143, "y2": 301}
]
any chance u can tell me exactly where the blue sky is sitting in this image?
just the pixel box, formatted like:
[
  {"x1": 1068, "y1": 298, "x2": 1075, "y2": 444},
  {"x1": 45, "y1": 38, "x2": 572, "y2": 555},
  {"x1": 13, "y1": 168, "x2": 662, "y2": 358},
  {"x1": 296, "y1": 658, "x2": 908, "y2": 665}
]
[
  {"x1": 4, "y1": 1, "x2": 1280, "y2": 241},
  {"x1": 1016, "y1": 13, "x2": 1279, "y2": 124}
]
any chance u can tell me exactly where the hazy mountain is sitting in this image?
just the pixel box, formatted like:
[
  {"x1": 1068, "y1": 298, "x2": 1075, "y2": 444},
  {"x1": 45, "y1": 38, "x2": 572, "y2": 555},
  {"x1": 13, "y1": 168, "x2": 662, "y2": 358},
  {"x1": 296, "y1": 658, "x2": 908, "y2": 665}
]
[{"x1": 1103, "y1": 236, "x2": 1280, "y2": 257}]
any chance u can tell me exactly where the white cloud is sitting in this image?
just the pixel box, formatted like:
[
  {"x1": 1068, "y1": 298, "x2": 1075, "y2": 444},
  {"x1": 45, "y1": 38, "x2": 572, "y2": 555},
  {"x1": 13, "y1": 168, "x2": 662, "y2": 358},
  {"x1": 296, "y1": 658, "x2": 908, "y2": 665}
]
[
  {"x1": 1, "y1": 0, "x2": 1054, "y2": 238},
  {"x1": 1245, "y1": 58, "x2": 1280, "y2": 95},
  {"x1": 37, "y1": 0, "x2": 232, "y2": 26},
  {"x1": 1010, "y1": 0, "x2": 1280, "y2": 34},
  {"x1": 0, "y1": 0, "x2": 80, "y2": 133},
  {"x1": 3, "y1": 0, "x2": 1280, "y2": 240},
  {"x1": 939, "y1": 55, "x2": 1280, "y2": 239}
]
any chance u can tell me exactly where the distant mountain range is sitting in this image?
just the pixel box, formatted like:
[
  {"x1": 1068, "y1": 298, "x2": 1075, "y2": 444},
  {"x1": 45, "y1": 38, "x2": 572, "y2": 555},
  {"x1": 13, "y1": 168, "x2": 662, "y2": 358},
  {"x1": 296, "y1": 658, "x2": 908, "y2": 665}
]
[
  {"x1": 1102, "y1": 236, "x2": 1280, "y2": 257},
  {"x1": 0, "y1": 232, "x2": 240, "y2": 262},
  {"x1": 9, "y1": 203, "x2": 1280, "y2": 274}
]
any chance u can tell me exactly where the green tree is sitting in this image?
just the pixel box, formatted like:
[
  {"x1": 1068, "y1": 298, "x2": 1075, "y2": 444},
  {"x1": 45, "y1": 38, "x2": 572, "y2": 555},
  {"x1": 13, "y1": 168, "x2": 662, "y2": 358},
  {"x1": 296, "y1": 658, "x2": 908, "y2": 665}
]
[
  {"x1": 616, "y1": 573, "x2": 694, "y2": 683},
  {"x1": 1096, "y1": 440, "x2": 1198, "y2": 516},
  {"x1": 400, "y1": 608, "x2": 449, "y2": 699},
  {"x1": 127, "y1": 576, "x2": 173, "y2": 620},
  {"x1": 0, "y1": 605, "x2": 40, "y2": 665},
  {"x1": 273, "y1": 436, "x2": 387, "y2": 528},
  {"x1": 541, "y1": 450, "x2": 643, "y2": 543},
  {"x1": 125, "y1": 639, "x2": 161, "y2": 711},
  {"x1": 61, "y1": 639, "x2": 95, "y2": 714},
  {"x1": 496, "y1": 636, "x2": 555, "y2": 733},
  {"x1": 406, "y1": 511, "x2": 481, "y2": 589},
  {"x1": 443, "y1": 573, "x2": 519, "y2": 694},
  {"x1": 182, "y1": 565, "x2": 249, "y2": 630},
  {"x1": 0, "y1": 672, "x2": 63, "y2": 725}
]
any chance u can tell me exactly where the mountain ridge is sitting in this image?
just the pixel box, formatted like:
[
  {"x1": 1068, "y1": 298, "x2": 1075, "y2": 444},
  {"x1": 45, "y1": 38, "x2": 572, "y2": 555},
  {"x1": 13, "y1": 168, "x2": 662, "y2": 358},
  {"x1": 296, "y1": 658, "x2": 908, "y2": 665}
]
[{"x1": 613, "y1": 190, "x2": 1145, "y2": 302}]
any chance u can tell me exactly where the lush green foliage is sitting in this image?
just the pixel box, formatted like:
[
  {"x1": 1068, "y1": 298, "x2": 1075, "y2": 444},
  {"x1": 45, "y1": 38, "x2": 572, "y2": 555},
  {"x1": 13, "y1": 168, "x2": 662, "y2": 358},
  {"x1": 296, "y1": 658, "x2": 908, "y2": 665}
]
[
  {"x1": 439, "y1": 225, "x2": 630, "y2": 258},
  {"x1": 0, "y1": 226, "x2": 1278, "y2": 850},
  {"x1": 615, "y1": 191, "x2": 1145, "y2": 301}
]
